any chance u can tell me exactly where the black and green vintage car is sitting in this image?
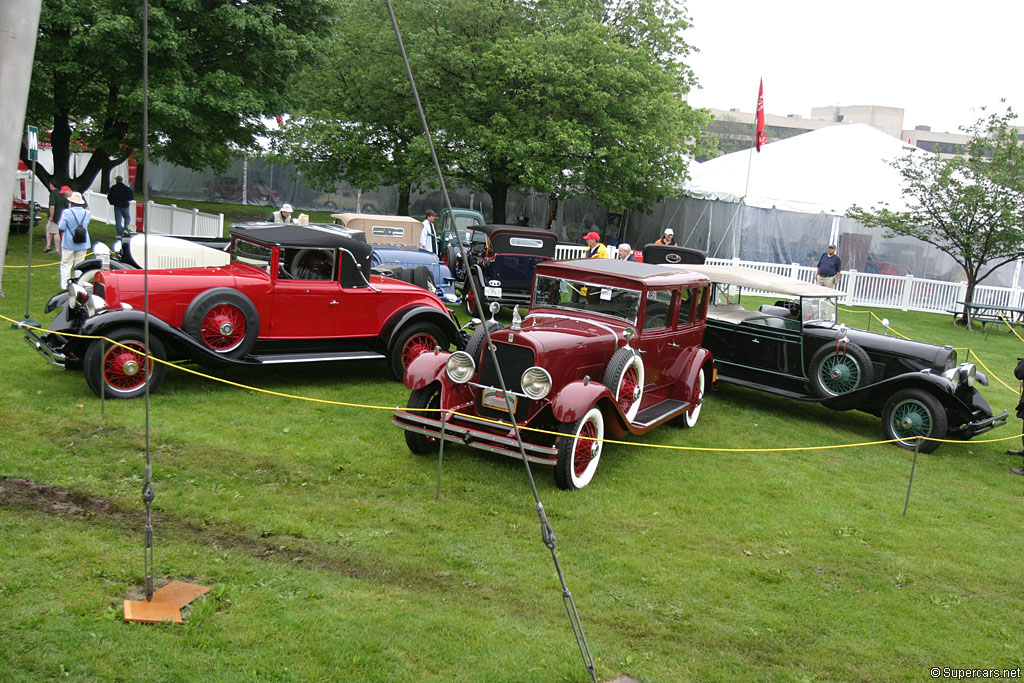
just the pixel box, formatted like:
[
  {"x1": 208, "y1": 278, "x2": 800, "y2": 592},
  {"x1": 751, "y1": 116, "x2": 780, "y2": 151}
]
[{"x1": 670, "y1": 263, "x2": 1006, "y2": 452}]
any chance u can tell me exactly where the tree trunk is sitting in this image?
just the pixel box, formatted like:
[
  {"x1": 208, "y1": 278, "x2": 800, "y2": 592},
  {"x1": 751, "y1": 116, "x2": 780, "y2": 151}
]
[
  {"x1": 962, "y1": 278, "x2": 977, "y2": 329},
  {"x1": 546, "y1": 194, "x2": 557, "y2": 230},
  {"x1": 487, "y1": 182, "x2": 509, "y2": 224},
  {"x1": 397, "y1": 183, "x2": 410, "y2": 215}
]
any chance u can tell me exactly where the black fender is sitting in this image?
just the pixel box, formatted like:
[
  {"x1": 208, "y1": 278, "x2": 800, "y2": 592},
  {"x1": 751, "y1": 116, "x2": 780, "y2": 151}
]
[
  {"x1": 73, "y1": 258, "x2": 132, "y2": 275},
  {"x1": 78, "y1": 309, "x2": 260, "y2": 367},
  {"x1": 819, "y1": 370, "x2": 969, "y2": 417},
  {"x1": 45, "y1": 291, "x2": 69, "y2": 314},
  {"x1": 378, "y1": 305, "x2": 462, "y2": 354}
]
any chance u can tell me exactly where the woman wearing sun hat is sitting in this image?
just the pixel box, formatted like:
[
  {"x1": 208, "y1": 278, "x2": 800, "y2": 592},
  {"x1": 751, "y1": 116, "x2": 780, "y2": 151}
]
[{"x1": 56, "y1": 192, "x2": 92, "y2": 286}]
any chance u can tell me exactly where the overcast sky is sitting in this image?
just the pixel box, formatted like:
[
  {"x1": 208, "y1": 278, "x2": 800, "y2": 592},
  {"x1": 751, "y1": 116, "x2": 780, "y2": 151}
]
[{"x1": 682, "y1": 0, "x2": 1023, "y2": 135}]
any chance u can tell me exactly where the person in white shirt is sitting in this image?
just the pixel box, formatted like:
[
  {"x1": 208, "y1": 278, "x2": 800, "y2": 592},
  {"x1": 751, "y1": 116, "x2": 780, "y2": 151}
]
[{"x1": 420, "y1": 209, "x2": 438, "y2": 253}]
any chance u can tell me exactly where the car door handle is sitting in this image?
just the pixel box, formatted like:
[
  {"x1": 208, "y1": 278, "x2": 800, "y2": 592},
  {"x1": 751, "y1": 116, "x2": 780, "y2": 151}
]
[
  {"x1": 667, "y1": 341, "x2": 680, "y2": 348},
  {"x1": 751, "y1": 338, "x2": 760, "y2": 344},
  {"x1": 329, "y1": 300, "x2": 340, "y2": 305}
]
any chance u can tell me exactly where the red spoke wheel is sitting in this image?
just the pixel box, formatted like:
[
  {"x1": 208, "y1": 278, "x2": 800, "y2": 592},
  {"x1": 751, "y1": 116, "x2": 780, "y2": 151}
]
[
  {"x1": 389, "y1": 321, "x2": 446, "y2": 380},
  {"x1": 554, "y1": 407, "x2": 605, "y2": 490},
  {"x1": 84, "y1": 327, "x2": 167, "y2": 399},
  {"x1": 602, "y1": 348, "x2": 645, "y2": 422},
  {"x1": 183, "y1": 288, "x2": 259, "y2": 359}
]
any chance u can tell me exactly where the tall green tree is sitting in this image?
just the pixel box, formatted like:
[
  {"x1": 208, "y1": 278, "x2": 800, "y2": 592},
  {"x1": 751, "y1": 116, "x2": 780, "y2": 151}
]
[
  {"x1": 24, "y1": 0, "x2": 335, "y2": 191},
  {"x1": 275, "y1": 0, "x2": 711, "y2": 223},
  {"x1": 848, "y1": 106, "x2": 1024, "y2": 324}
]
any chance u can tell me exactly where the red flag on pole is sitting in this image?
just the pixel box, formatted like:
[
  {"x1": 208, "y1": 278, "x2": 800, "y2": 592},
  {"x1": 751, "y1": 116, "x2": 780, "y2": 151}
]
[{"x1": 755, "y1": 79, "x2": 767, "y2": 152}]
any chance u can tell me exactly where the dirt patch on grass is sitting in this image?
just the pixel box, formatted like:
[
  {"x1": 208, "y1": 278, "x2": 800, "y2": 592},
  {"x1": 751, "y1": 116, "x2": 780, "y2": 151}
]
[
  {"x1": 0, "y1": 477, "x2": 126, "y2": 518},
  {"x1": 0, "y1": 477, "x2": 377, "y2": 582}
]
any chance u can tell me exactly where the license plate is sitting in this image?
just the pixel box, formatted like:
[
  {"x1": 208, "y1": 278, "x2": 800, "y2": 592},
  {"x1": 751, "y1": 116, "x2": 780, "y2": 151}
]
[
  {"x1": 484, "y1": 285, "x2": 502, "y2": 298},
  {"x1": 482, "y1": 388, "x2": 517, "y2": 412}
]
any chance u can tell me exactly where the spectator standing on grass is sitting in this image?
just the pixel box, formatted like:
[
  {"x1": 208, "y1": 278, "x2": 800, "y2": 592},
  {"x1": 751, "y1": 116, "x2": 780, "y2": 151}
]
[
  {"x1": 44, "y1": 181, "x2": 68, "y2": 253},
  {"x1": 420, "y1": 209, "x2": 438, "y2": 253},
  {"x1": 106, "y1": 175, "x2": 134, "y2": 238},
  {"x1": 816, "y1": 244, "x2": 842, "y2": 289},
  {"x1": 57, "y1": 192, "x2": 92, "y2": 286},
  {"x1": 1007, "y1": 357, "x2": 1024, "y2": 475}
]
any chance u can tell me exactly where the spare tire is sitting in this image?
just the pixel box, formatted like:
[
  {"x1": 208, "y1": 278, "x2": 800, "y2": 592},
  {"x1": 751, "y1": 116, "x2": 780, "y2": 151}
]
[
  {"x1": 465, "y1": 321, "x2": 503, "y2": 364},
  {"x1": 808, "y1": 342, "x2": 873, "y2": 397},
  {"x1": 182, "y1": 288, "x2": 260, "y2": 358}
]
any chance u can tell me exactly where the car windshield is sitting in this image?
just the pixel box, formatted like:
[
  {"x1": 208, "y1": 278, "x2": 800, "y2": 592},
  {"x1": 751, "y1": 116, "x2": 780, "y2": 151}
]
[
  {"x1": 232, "y1": 238, "x2": 272, "y2": 268},
  {"x1": 802, "y1": 297, "x2": 838, "y2": 323},
  {"x1": 532, "y1": 274, "x2": 641, "y2": 323}
]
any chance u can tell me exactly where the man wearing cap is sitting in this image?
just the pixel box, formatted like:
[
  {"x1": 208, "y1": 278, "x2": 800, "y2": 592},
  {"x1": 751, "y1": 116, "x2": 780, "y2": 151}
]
[
  {"x1": 269, "y1": 203, "x2": 296, "y2": 223},
  {"x1": 654, "y1": 227, "x2": 677, "y2": 246},
  {"x1": 106, "y1": 175, "x2": 134, "y2": 238},
  {"x1": 44, "y1": 181, "x2": 69, "y2": 253},
  {"x1": 57, "y1": 192, "x2": 92, "y2": 286},
  {"x1": 420, "y1": 209, "x2": 438, "y2": 253},
  {"x1": 816, "y1": 244, "x2": 842, "y2": 289},
  {"x1": 583, "y1": 231, "x2": 609, "y2": 259}
]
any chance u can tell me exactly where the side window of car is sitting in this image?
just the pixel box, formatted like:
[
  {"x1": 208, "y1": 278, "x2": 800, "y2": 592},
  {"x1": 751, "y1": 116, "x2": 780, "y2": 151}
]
[
  {"x1": 284, "y1": 248, "x2": 337, "y2": 281},
  {"x1": 679, "y1": 288, "x2": 693, "y2": 324},
  {"x1": 643, "y1": 289, "x2": 676, "y2": 330}
]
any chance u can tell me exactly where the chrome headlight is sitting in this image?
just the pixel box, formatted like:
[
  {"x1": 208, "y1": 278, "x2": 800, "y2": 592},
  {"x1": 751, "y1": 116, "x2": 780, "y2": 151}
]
[
  {"x1": 943, "y1": 346, "x2": 957, "y2": 371},
  {"x1": 85, "y1": 294, "x2": 108, "y2": 316},
  {"x1": 66, "y1": 282, "x2": 88, "y2": 310},
  {"x1": 521, "y1": 366, "x2": 552, "y2": 400},
  {"x1": 958, "y1": 363, "x2": 976, "y2": 388},
  {"x1": 445, "y1": 351, "x2": 476, "y2": 383}
]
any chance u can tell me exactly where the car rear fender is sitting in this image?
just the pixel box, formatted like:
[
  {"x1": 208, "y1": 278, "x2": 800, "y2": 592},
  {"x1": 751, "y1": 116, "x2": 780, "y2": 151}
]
[
  {"x1": 404, "y1": 349, "x2": 450, "y2": 390},
  {"x1": 549, "y1": 380, "x2": 614, "y2": 424},
  {"x1": 665, "y1": 347, "x2": 715, "y2": 399},
  {"x1": 380, "y1": 305, "x2": 462, "y2": 353}
]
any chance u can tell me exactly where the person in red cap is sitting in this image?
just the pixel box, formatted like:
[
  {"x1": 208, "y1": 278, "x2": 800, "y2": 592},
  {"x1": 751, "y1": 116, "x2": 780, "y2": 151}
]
[
  {"x1": 582, "y1": 231, "x2": 608, "y2": 259},
  {"x1": 44, "y1": 181, "x2": 70, "y2": 252}
]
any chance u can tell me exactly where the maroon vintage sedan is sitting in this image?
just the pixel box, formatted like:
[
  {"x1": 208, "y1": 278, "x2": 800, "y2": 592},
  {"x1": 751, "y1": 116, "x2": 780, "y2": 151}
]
[
  {"x1": 26, "y1": 225, "x2": 462, "y2": 398},
  {"x1": 393, "y1": 258, "x2": 713, "y2": 489}
]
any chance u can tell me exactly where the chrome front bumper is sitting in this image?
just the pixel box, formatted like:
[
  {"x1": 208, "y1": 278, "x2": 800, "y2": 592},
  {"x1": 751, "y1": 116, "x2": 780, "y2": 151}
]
[{"x1": 393, "y1": 409, "x2": 558, "y2": 464}]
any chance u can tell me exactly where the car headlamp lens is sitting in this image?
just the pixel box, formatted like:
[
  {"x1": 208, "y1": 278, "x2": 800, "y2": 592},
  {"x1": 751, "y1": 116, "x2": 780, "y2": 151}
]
[
  {"x1": 943, "y1": 348, "x2": 957, "y2": 371},
  {"x1": 958, "y1": 363, "x2": 976, "y2": 388},
  {"x1": 85, "y1": 294, "x2": 108, "y2": 316},
  {"x1": 445, "y1": 351, "x2": 476, "y2": 383},
  {"x1": 521, "y1": 366, "x2": 552, "y2": 400},
  {"x1": 67, "y1": 282, "x2": 88, "y2": 310}
]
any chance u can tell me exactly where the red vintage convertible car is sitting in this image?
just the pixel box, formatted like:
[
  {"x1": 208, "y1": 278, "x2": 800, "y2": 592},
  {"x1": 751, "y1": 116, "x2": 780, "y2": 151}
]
[
  {"x1": 393, "y1": 258, "x2": 714, "y2": 489},
  {"x1": 26, "y1": 225, "x2": 463, "y2": 398}
]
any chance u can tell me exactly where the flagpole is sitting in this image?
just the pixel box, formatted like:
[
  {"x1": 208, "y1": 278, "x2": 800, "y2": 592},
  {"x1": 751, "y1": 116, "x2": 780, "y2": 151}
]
[{"x1": 732, "y1": 78, "x2": 764, "y2": 260}]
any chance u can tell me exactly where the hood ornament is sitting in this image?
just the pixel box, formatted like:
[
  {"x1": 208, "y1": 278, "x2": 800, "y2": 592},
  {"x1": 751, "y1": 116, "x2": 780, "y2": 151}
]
[{"x1": 510, "y1": 305, "x2": 522, "y2": 331}]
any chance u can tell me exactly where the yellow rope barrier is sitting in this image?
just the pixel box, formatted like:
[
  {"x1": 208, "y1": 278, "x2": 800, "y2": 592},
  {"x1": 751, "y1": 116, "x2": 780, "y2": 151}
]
[
  {"x1": 5, "y1": 312, "x2": 1017, "y2": 454},
  {"x1": 3, "y1": 251, "x2": 95, "y2": 268}
]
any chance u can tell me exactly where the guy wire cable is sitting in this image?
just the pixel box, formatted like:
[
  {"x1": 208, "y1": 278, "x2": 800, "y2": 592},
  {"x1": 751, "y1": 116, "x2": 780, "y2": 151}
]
[{"x1": 383, "y1": 3, "x2": 597, "y2": 680}]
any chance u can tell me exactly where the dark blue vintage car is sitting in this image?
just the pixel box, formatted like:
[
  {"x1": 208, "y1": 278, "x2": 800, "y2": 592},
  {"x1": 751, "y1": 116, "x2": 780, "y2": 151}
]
[
  {"x1": 672, "y1": 263, "x2": 1007, "y2": 453},
  {"x1": 457, "y1": 224, "x2": 558, "y2": 316}
]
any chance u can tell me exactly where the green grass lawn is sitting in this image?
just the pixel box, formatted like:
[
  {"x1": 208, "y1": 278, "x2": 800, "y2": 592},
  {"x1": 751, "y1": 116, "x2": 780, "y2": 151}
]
[{"x1": 2, "y1": 224, "x2": 1023, "y2": 681}]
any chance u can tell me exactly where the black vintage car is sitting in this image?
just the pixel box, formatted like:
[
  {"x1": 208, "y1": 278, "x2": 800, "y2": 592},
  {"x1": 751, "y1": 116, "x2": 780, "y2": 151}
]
[
  {"x1": 454, "y1": 224, "x2": 558, "y2": 315},
  {"x1": 669, "y1": 263, "x2": 1007, "y2": 452}
]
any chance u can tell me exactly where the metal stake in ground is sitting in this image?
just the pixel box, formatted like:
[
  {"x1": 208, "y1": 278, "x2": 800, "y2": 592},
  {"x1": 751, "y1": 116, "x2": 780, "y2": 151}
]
[{"x1": 903, "y1": 436, "x2": 923, "y2": 516}]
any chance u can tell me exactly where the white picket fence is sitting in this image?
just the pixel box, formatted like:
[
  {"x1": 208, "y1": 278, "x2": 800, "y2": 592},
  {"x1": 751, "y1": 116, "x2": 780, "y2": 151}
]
[
  {"x1": 551, "y1": 245, "x2": 1020, "y2": 315},
  {"x1": 81, "y1": 191, "x2": 224, "y2": 238}
]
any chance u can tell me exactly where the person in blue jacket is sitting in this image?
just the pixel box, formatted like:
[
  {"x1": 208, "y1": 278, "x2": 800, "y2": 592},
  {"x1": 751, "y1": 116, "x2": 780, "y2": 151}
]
[
  {"x1": 57, "y1": 192, "x2": 92, "y2": 286},
  {"x1": 816, "y1": 244, "x2": 842, "y2": 288}
]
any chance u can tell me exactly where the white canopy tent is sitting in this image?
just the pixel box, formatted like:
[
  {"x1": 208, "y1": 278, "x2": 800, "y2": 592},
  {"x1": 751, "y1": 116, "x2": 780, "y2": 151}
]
[
  {"x1": 685, "y1": 123, "x2": 919, "y2": 215},
  {"x1": 673, "y1": 123, "x2": 995, "y2": 283}
]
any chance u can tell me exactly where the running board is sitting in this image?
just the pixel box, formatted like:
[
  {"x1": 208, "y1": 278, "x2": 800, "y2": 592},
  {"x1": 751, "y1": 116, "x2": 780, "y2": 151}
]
[
  {"x1": 250, "y1": 351, "x2": 385, "y2": 365},
  {"x1": 633, "y1": 399, "x2": 689, "y2": 429},
  {"x1": 716, "y1": 373, "x2": 808, "y2": 399}
]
